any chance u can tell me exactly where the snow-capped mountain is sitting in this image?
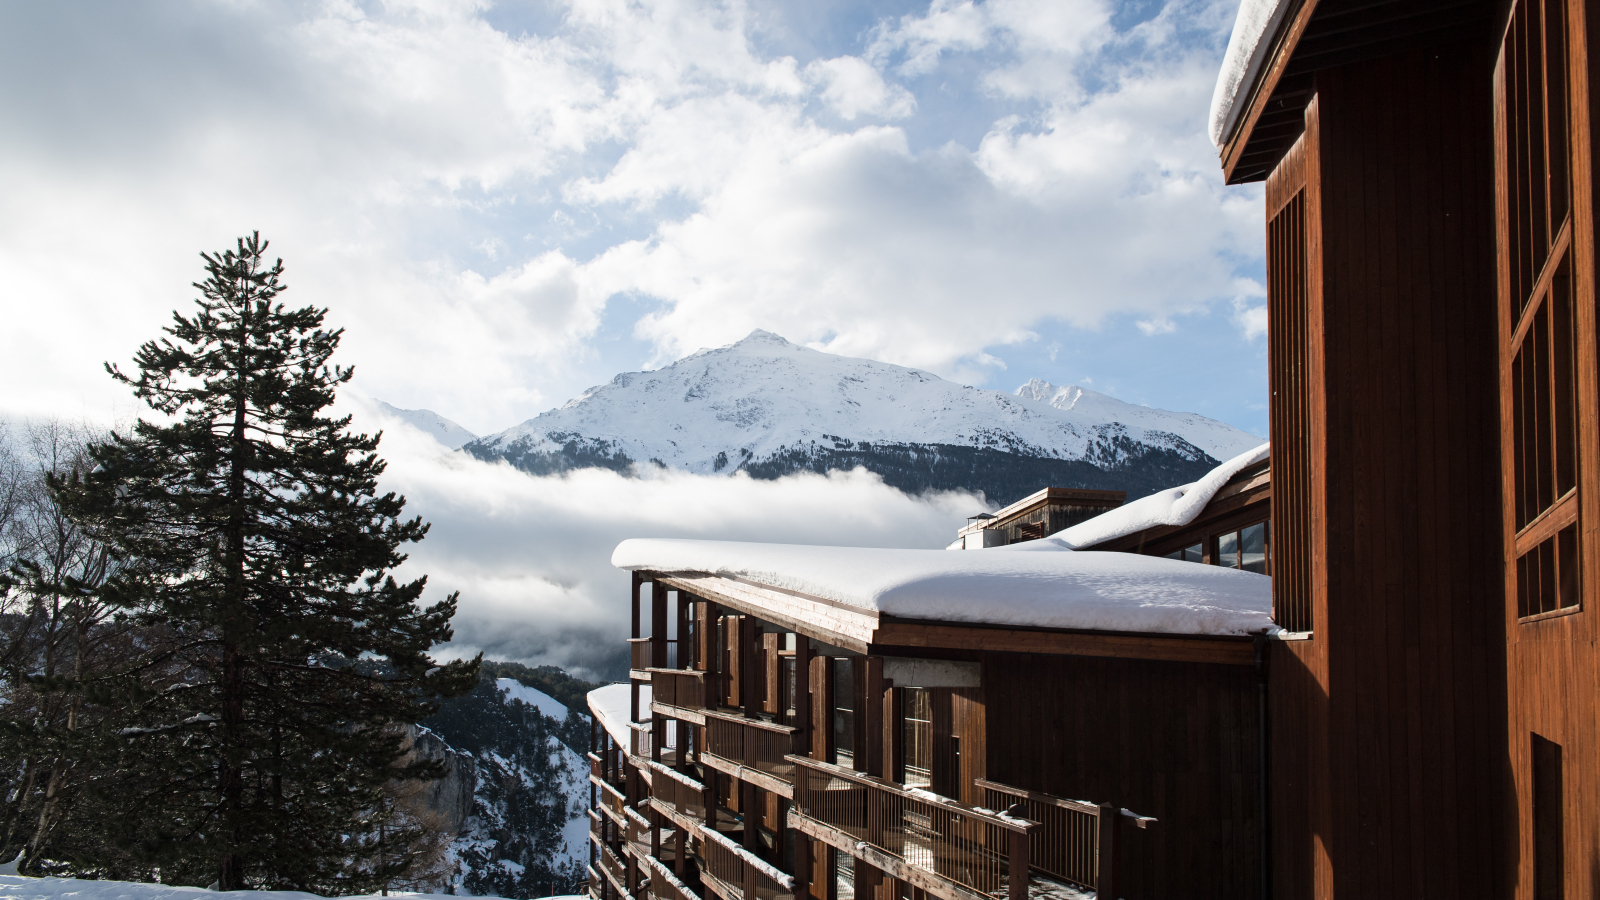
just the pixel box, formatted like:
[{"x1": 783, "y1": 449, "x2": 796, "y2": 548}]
[
  {"x1": 375, "y1": 400, "x2": 478, "y2": 449},
  {"x1": 464, "y1": 330, "x2": 1262, "y2": 504}
]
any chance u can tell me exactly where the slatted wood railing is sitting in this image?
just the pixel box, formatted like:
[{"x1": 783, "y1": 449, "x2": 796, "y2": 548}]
[
  {"x1": 649, "y1": 761, "x2": 708, "y2": 826},
  {"x1": 650, "y1": 668, "x2": 708, "y2": 710},
  {"x1": 790, "y1": 756, "x2": 1030, "y2": 900},
  {"x1": 645, "y1": 854, "x2": 701, "y2": 900},
  {"x1": 630, "y1": 638, "x2": 655, "y2": 673},
  {"x1": 699, "y1": 826, "x2": 795, "y2": 900},
  {"x1": 975, "y1": 778, "x2": 1156, "y2": 898},
  {"x1": 705, "y1": 711, "x2": 796, "y2": 783}
]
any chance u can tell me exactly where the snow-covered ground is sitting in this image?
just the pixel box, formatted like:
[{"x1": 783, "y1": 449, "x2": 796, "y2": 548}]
[
  {"x1": 0, "y1": 874, "x2": 586, "y2": 900},
  {"x1": 469, "y1": 330, "x2": 1261, "y2": 474},
  {"x1": 495, "y1": 680, "x2": 569, "y2": 721}
]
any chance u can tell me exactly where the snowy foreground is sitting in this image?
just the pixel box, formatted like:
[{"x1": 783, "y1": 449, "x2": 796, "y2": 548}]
[{"x1": 0, "y1": 874, "x2": 584, "y2": 900}]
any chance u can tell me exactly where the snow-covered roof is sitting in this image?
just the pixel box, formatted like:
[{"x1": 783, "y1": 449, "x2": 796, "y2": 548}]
[
  {"x1": 612, "y1": 539, "x2": 1273, "y2": 637},
  {"x1": 1209, "y1": 0, "x2": 1293, "y2": 147},
  {"x1": 1052, "y1": 442, "x2": 1269, "y2": 549},
  {"x1": 587, "y1": 683, "x2": 644, "y2": 748}
]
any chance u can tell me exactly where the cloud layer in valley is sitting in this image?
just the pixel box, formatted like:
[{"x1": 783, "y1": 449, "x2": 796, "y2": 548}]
[{"x1": 347, "y1": 396, "x2": 978, "y2": 677}]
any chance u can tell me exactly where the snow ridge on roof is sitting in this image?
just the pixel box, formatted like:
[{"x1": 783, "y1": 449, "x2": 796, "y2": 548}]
[
  {"x1": 612, "y1": 538, "x2": 1273, "y2": 637},
  {"x1": 587, "y1": 683, "x2": 641, "y2": 748},
  {"x1": 1209, "y1": 0, "x2": 1292, "y2": 148},
  {"x1": 1053, "y1": 442, "x2": 1269, "y2": 550}
]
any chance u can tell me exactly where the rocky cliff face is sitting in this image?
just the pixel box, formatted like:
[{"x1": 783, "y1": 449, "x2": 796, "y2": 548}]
[{"x1": 403, "y1": 725, "x2": 477, "y2": 836}]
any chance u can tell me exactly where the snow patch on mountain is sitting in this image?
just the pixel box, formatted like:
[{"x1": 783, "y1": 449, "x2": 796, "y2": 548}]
[
  {"x1": 463, "y1": 331, "x2": 1261, "y2": 494},
  {"x1": 373, "y1": 400, "x2": 478, "y2": 449}
]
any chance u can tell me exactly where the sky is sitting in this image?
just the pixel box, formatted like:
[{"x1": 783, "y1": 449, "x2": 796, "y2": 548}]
[{"x1": 0, "y1": 0, "x2": 1265, "y2": 677}]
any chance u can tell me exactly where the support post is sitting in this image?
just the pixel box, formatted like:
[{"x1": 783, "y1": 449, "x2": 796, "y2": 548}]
[
  {"x1": 794, "y1": 831, "x2": 813, "y2": 900},
  {"x1": 742, "y1": 781, "x2": 759, "y2": 850},
  {"x1": 1096, "y1": 802, "x2": 1120, "y2": 900},
  {"x1": 743, "y1": 617, "x2": 761, "y2": 720},
  {"x1": 703, "y1": 602, "x2": 720, "y2": 709},
  {"x1": 677, "y1": 592, "x2": 692, "y2": 670},
  {"x1": 652, "y1": 582, "x2": 669, "y2": 669},
  {"x1": 864, "y1": 657, "x2": 883, "y2": 777},
  {"x1": 794, "y1": 636, "x2": 812, "y2": 756},
  {"x1": 1008, "y1": 826, "x2": 1029, "y2": 900}
]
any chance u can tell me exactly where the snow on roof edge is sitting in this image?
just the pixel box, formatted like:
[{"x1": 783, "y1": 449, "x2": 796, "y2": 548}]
[
  {"x1": 587, "y1": 683, "x2": 640, "y2": 749},
  {"x1": 1055, "y1": 442, "x2": 1269, "y2": 549},
  {"x1": 1209, "y1": 0, "x2": 1293, "y2": 148}
]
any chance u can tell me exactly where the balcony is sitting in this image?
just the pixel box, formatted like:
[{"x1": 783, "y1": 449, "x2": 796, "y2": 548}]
[
  {"x1": 977, "y1": 778, "x2": 1154, "y2": 898},
  {"x1": 650, "y1": 760, "x2": 708, "y2": 831},
  {"x1": 631, "y1": 638, "x2": 656, "y2": 676},
  {"x1": 597, "y1": 776, "x2": 629, "y2": 826},
  {"x1": 789, "y1": 757, "x2": 1031, "y2": 900},
  {"x1": 598, "y1": 842, "x2": 630, "y2": 898},
  {"x1": 700, "y1": 711, "x2": 797, "y2": 797},
  {"x1": 698, "y1": 826, "x2": 795, "y2": 900},
  {"x1": 649, "y1": 668, "x2": 710, "y2": 725},
  {"x1": 644, "y1": 854, "x2": 702, "y2": 900},
  {"x1": 627, "y1": 806, "x2": 654, "y2": 863}
]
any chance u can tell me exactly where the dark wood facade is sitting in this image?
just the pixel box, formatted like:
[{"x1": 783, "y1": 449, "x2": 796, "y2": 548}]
[
  {"x1": 955, "y1": 487, "x2": 1125, "y2": 548},
  {"x1": 1221, "y1": 0, "x2": 1600, "y2": 895},
  {"x1": 591, "y1": 575, "x2": 1265, "y2": 900}
]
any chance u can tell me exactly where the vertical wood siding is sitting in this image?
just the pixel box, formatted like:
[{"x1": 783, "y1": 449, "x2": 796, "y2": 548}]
[{"x1": 980, "y1": 652, "x2": 1261, "y2": 900}]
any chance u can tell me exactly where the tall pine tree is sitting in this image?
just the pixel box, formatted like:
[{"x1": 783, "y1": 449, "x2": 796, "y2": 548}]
[{"x1": 57, "y1": 233, "x2": 478, "y2": 891}]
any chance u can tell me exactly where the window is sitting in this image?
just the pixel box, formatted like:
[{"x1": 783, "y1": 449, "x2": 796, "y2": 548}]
[
  {"x1": 1164, "y1": 543, "x2": 1203, "y2": 563},
  {"x1": 833, "y1": 848, "x2": 855, "y2": 900},
  {"x1": 1533, "y1": 734, "x2": 1565, "y2": 899},
  {"x1": 1016, "y1": 522, "x2": 1046, "y2": 542},
  {"x1": 831, "y1": 657, "x2": 854, "y2": 768},
  {"x1": 901, "y1": 688, "x2": 932, "y2": 788},
  {"x1": 1499, "y1": 0, "x2": 1584, "y2": 620},
  {"x1": 1213, "y1": 522, "x2": 1270, "y2": 574}
]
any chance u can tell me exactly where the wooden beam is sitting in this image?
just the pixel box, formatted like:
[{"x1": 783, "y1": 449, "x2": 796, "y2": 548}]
[
  {"x1": 699, "y1": 751, "x2": 796, "y2": 800},
  {"x1": 873, "y1": 621, "x2": 1258, "y2": 666},
  {"x1": 655, "y1": 573, "x2": 877, "y2": 654},
  {"x1": 787, "y1": 811, "x2": 995, "y2": 900}
]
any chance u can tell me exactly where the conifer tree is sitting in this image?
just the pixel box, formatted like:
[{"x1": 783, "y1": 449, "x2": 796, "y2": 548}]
[{"x1": 56, "y1": 233, "x2": 478, "y2": 891}]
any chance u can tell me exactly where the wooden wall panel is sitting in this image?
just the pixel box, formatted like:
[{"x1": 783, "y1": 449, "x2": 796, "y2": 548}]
[
  {"x1": 981, "y1": 651, "x2": 1262, "y2": 900},
  {"x1": 1499, "y1": 0, "x2": 1600, "y2": 893},
  {"x1": 1307, "y1": 41, "x2": 1512, "y2": 899}
]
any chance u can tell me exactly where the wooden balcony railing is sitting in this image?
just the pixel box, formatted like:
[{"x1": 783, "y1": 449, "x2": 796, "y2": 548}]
[
  {"x1": 790, "y1": 757, "x2": 1030, "y2": 900},
  {"x1": 597, "y1": 777, "x2": 629, "y2": 824},
  {"x1": 699, "y1": 826, "x2": 795, "y2": 900},
  {"x1": 705, "y1": 711, "x2": 796, "y2": 783},
  {"x1": 591, "y1": 808, "x2": 605, "y2": 843},
  {"x1": 631, "y1": 638, "x2": 655, "y2": 673},
  {"x1": 599, "y1": 842, "x2": 629, "y2": 895},
  {"x1": 650, "y1": 760, "x2": 708, "y2": 825},
  {"x1": 976, "y1": 778, "x2": 1156, "y2": 898},
  {"x1": 645, "y1": 854, "x2": 701, "y2": 900},
  {"x1": 627, "y1": 806, "x2": 653, "y2": 863},
  {"x1": 650, "y1": 668, "x2": 707, "y2": 710}
]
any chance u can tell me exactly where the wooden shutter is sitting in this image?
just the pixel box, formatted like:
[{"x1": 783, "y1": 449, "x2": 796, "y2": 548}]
[
  {"x1": 1266, "y1": 102, "x2": 1322, "y2": 634},
  {"x1": 1496, "y1": 0, "x2": 1588, "y2": 620}
]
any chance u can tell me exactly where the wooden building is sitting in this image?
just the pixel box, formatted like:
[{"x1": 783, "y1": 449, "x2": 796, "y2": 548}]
[
  {"x1": 1214, "y1": 0, "x2": 1599, "y2": 894},
  {"x1": 585, "y1": 0, "x2": 1600, "y2": 896},
  {"x1": 589, "y1": 537, "x2": 1277, "y2": 900},
  {"x1": 1085, "y1": 460, "x2": 1270, "y2": 573},
  {"x1": 952, "y1": 488, "x2": 1125, "y2": 549}
]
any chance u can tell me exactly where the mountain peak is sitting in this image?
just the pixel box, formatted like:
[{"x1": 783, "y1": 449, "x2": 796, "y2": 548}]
[{"x1": 1016, "y1": 378, "x2": 1086, "y2": 410}]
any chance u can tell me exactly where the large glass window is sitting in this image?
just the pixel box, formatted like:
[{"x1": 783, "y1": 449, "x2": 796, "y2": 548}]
[
  {"x1": 831, "y1": 658, "x2": 854, "y2": 768},
  {"x1": 1164, "y1": 543, "x2": 1202, "y2": 563},
  {"x1": 1213, "y1": 522, "x2": 1270, "y2": 575},
  {"x1": 901, "y1": 688, "x2": 932, "y2": 788}
]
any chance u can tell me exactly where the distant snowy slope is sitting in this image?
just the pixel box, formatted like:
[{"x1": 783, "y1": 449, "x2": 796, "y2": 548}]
[
  {"x1": 464, "y1": 331, "x2": 1262, "y2": 504},
  {"x1": 498, "y1": 678, "x2": 570, "y2": 720},
  {"x1": 374, "y1": 400, "x2": 478, "y2": 449},
  {"x1": 1013, "y1": 379, "x2": 1258, "y2": 460}
]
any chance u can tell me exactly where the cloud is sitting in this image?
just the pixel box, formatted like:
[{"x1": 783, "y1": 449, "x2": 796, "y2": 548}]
[
  {"x1": 804, "y1": 56, "x2": 917, "y2": 120},
  {"x1": 1136, "y1": 318, "x2": 1177, "y2": 335},
  {"x1": 348, "y1": 395, "x2": 980, "y2": 678},
  {"x1": 1229, "y1": 278, "x2": 1268, "y2": 340}
]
